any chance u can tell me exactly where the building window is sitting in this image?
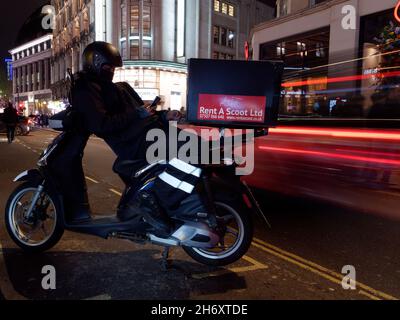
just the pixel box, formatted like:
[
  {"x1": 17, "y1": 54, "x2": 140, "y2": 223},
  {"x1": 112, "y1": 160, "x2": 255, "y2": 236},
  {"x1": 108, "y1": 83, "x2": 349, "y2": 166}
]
[
  {"x1": 228, "y1": 30, "x2": 235, "y2": 48},
  {"x1": 121, "y1": 0, "x2": 127, "y2": 36},
  {"x1": 221, "y1": 2, "x2": 228, "y2": 15},
  {"x1": 143, "y1": 39, "x2": 151, "y2": 59},
  {"x1": 213, "y1": 51, "x2": 234, "y2": 60},
  {"x1": 214, "y1": 25, "x2": 235, "y2": 48},
  {"x1": 126, "y1": 0, "x2": 153, "y2": 59},
  {"x1": 316, "y1": 42, "x2": 325, "y2": 58},
  {"x1": 260, "y1": 28, "x2": 331, "y2": 117},
  {"x1": 130, "y1": 39, "x2": 139, "y2": 59},
  {"x1": 220, "y1": 27, "x2": 227, "y2": 46},
  {"x1": 214, "y1": 0, "x2": 220, "y2": 12},
  {"x1": 143, "y1": 4, "x2": 151, "y2": 36},
  {"x1": 214, "y1": 1, "x2": 235, "y2": 17},
  {"x1": 121, "y1": 40, "x2": 127, "y2": 59},
  {"x1": 213, "y1": 26, "x2": 220, "y2": 44},
  {"x1": 130, "y1": 3, "x2": 140, "y2": 35},
  {"x1": 228, "y1": 5, "x2": 235, "y2": 17},
  {"x1": 276, "y1": 42, "x2": 286, "y2": 56},
  {"x1": 276, "y1": 0, "x2": 289, "y2": 17}
]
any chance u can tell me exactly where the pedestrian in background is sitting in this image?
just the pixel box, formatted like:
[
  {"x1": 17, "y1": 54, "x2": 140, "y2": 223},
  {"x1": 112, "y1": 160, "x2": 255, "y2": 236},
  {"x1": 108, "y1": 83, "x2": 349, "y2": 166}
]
[{"x1": 3, "y1": 103, "x2": 18, "y2": 144}]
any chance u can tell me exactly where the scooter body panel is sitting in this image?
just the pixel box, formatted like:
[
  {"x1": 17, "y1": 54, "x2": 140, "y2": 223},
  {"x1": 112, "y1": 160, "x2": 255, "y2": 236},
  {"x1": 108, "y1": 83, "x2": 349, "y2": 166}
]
[{"x1": 65, "y1": 217, "x2": 150, "y2": 239}]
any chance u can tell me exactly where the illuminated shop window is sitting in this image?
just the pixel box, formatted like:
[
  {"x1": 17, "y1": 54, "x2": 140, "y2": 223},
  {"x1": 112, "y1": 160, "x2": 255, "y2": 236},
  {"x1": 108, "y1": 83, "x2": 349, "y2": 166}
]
[
  {"x1": 276, "y1": 42, "x2": 286, "y2": 56},
  {"x1": 143, "y1": 69, "x2": 157, "y2": 88}
]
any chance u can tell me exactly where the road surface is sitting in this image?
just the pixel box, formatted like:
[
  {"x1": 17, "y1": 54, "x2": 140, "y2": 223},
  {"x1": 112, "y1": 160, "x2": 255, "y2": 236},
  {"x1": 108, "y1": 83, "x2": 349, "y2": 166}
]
[{"x1": 0, "y1": 129, "x2": 399, "y2": 300}]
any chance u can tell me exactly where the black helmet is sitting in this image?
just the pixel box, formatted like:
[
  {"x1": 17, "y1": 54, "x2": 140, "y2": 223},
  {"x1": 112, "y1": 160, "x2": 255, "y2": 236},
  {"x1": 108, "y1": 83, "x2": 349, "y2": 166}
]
[{"x1": 82, "y1": 41, "x2": 122, "y2": 81}]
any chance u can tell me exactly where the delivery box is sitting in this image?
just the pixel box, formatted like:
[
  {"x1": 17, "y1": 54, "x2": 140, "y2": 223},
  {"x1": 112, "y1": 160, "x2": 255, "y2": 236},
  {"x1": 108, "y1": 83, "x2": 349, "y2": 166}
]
[{"x1": 186, "y1": 59, "x2": 284, "y2": 129}]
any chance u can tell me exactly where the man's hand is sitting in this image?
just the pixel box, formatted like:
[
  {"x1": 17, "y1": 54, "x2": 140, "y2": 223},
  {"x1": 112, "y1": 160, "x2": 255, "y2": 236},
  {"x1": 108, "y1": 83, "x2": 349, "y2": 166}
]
[{"x1": 166, "y1": 110, "x2": 182, "y2": 121}]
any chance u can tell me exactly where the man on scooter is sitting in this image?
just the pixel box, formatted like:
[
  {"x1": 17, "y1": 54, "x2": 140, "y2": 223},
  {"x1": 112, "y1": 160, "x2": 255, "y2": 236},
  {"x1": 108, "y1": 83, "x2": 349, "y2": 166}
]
[{"x1": 71, "y1": 42, "x2": 202, "y2": 236}]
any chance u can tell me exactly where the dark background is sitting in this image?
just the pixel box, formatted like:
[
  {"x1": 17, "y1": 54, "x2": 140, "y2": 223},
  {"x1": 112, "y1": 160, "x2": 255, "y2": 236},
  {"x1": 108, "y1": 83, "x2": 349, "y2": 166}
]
[{"x1": 0, "y1": 0, "x2": 48, "y2": 96}]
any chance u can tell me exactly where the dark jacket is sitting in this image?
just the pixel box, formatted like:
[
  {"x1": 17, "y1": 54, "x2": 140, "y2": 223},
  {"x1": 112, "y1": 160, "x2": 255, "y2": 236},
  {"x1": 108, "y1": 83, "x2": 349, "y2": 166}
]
[
  {"x1": 3, "y1": 106, "x2": 18, "y2": 126},
  {"x1": 72, "y1": 72, "x2": 161, "y2": 158}
]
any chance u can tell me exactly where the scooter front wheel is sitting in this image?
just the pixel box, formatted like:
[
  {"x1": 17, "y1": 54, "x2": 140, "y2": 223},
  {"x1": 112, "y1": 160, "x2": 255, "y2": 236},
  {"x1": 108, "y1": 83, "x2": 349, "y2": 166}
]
[{"x1": 5, "y1": 181, "x2": 64, "y2": 253}]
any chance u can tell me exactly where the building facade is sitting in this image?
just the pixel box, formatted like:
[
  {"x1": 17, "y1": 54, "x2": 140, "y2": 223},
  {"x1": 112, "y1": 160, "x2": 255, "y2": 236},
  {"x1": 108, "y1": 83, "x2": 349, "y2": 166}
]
[
  {"x1": 51, "y1": 0, "x2": 274, "y2": 110},
  {"x1": 251, "y1": 0, "x2": 400, "y2": 118},
  {"x1": 9, "y1": 34, "x2": 53, "y2": 116},
  {"x1": 51, "y1": 0, "x2": 93, "y2": 101}
]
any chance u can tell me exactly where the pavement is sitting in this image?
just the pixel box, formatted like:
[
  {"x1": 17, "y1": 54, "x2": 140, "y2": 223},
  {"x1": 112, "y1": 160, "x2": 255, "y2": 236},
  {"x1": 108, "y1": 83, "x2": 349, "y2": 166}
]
[{"x1": 0, "y1": 128, "x2": 399, "y2": 300}]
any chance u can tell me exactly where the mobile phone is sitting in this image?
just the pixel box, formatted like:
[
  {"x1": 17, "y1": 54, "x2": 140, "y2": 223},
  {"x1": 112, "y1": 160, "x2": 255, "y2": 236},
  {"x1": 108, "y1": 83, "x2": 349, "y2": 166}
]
[{"x1": 149, "y1": 96, "x2": 161, "y2": 110}]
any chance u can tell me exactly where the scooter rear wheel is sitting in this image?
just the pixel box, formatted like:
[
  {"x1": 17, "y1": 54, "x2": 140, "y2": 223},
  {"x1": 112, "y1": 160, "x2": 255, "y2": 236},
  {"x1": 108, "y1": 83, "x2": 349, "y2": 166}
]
[
  {"x1": 183, "y1": 196, "x2": 253, "y2": 267},
  {"x1": 5, "y1": 181, "x2": 64, "y2": 253}
]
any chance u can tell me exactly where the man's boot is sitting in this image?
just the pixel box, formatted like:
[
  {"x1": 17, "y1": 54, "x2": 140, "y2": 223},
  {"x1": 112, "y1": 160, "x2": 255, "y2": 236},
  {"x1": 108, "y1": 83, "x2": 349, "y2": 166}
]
[
  {"x1": 118, "y1": 191, "x2": 172, "y2": 237},
  {"x1": 138, "y1": 191, "x2": 172, "y2": 237}
]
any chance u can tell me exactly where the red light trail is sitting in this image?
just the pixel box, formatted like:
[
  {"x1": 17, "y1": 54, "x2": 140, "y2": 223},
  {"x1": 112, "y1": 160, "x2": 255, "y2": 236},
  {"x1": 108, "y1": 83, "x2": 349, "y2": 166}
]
[
  {"x1": 269, "y1": 127, "x2": 400, "y2": 141},
  {"x1": 395, "y1": 1, "x2": 400, "y2": 23},
  {"x1": 259, "y1": 146, "x2": 400, "y2": 166},
  {"x1": 282, "y1": 70, "x2": 400, "y2": 88}
]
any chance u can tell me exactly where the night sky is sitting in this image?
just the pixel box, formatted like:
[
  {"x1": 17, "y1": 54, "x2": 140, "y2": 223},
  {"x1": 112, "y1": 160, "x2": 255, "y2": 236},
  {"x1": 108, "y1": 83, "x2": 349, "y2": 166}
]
[{"x1": 0, "y1": 0, "x2": 49, "y2": 94}]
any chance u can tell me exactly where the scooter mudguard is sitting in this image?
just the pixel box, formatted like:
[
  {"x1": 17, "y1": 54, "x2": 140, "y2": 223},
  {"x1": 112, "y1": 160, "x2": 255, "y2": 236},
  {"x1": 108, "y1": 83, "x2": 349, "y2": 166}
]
[{"x1": 13, "y1": 169, "x2": 43, "y2": 183}]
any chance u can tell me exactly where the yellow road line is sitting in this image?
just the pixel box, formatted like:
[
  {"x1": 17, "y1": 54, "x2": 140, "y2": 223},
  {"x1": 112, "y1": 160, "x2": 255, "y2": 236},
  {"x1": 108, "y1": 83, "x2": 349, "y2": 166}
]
[
  {"x1": 109, "y1": 189, "x2": 122, "y2": 197},
  {"x1": 191, "y1": 255, "x2": 268, "y2": 280},
  {"x1": 85, "y1": 176, "x2": 99, "y2": 184},
  {"x1": 106, "y1": 187, "x2": 397, "y2": 300},
  {"x1": 359, "y1": 290, "x2": 382, "y2": 301},
  {"x1": 251, "y1": 239, "x2": 398, "y2": 301}
]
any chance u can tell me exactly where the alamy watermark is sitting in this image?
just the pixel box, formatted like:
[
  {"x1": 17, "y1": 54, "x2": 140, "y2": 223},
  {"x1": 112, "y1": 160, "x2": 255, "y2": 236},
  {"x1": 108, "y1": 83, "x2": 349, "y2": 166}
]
[
  {"x1": 41, "y1": 265, "x2": 56, "y2": 290},
  {"x1": 341, "y1": 265, "x2": 357, "y2": 290},
  {"x1": 341, "y1": 5, "x2": 357, "y2": 30},
  {"x1": 41, "y1": 5, "x2": 56, "y2": 30}
]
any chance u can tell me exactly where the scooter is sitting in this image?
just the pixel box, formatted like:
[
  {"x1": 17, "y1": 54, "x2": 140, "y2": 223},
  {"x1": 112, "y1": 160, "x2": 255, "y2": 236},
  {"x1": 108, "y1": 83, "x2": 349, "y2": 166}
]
[{"x1": 5, "y1": 125, "x2": 269, "y2": 267}]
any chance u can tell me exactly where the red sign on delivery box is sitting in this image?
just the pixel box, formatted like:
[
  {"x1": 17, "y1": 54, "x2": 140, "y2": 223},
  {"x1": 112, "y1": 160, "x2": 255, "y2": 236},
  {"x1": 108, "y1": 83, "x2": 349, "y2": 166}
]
[{"x1": 197, "y1": 94, "x2": 266, "y2": 124}]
